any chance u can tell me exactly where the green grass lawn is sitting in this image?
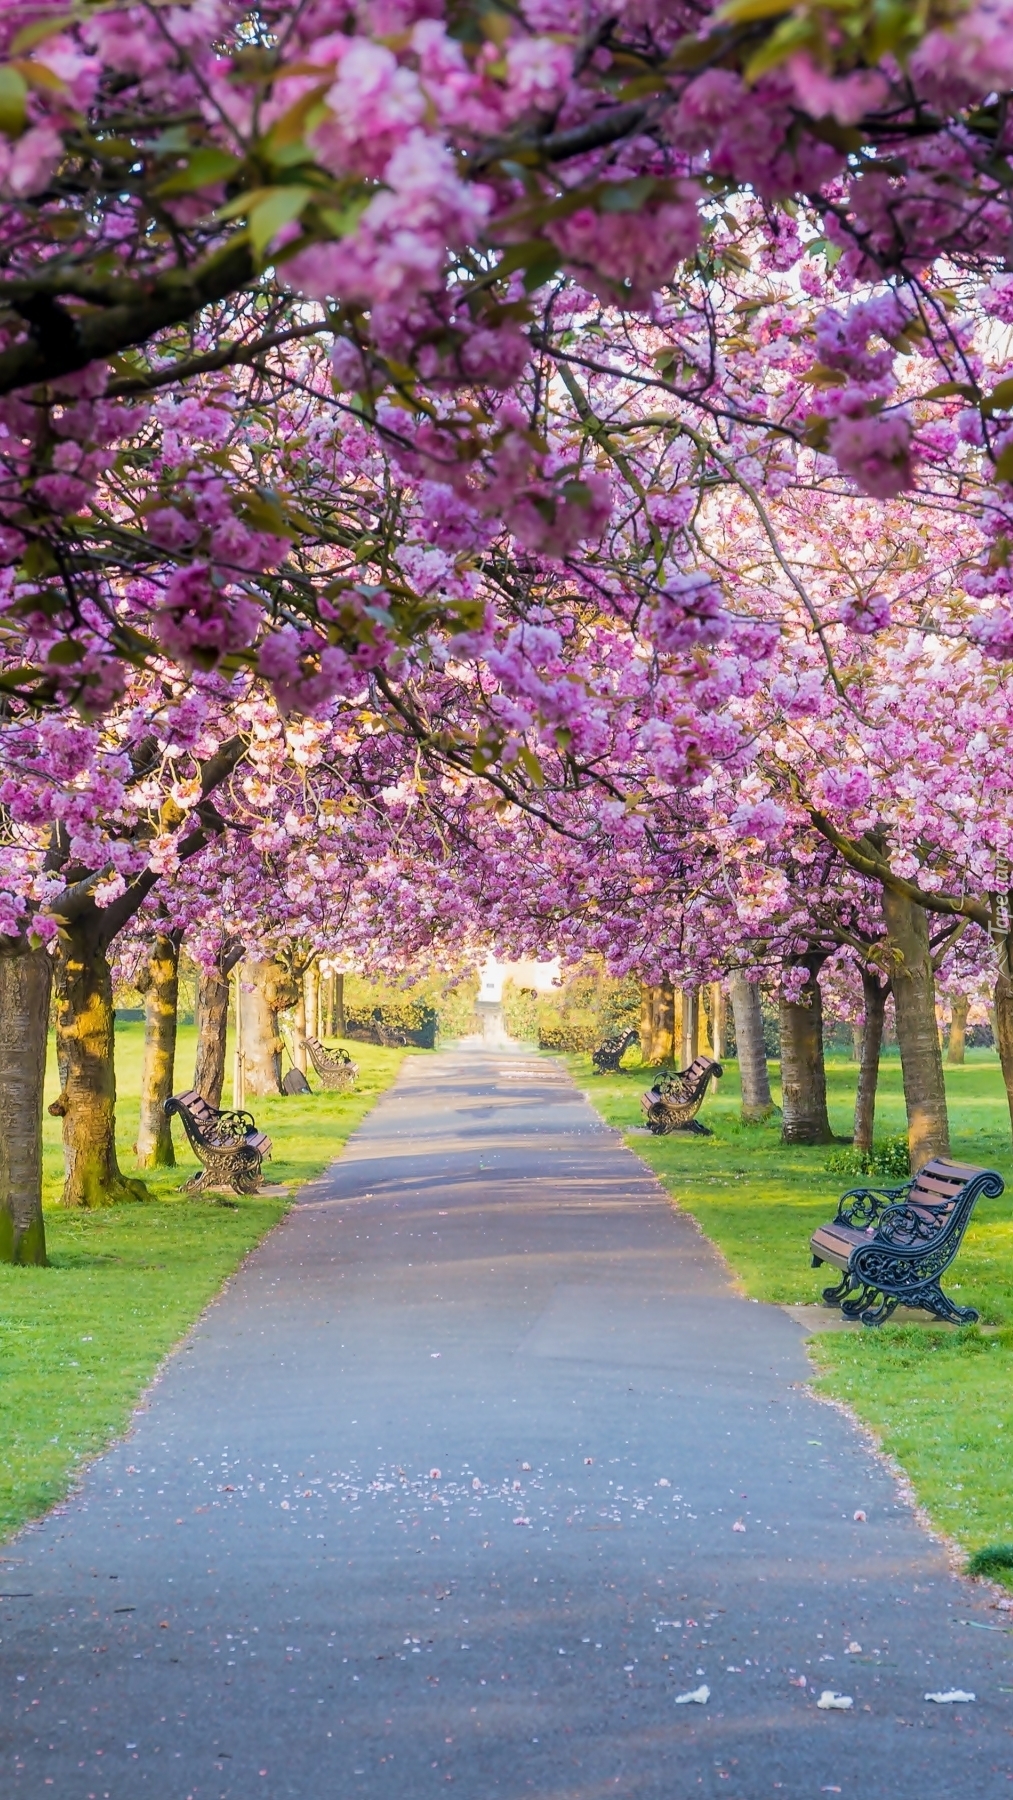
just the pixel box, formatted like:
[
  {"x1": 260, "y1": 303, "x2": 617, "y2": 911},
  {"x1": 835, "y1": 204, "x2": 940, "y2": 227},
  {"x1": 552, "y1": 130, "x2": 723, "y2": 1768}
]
[
  {"x1": 0, "y1": 1021, "x2": 411, "y2": 1543},
  {"x1": 571, "y1": 1047, "x2": 1013, "y2": 1569}
]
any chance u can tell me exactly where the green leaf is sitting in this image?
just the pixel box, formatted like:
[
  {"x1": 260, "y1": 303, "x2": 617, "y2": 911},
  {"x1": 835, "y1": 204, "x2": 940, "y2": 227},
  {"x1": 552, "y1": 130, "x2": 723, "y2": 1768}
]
[
  {"x1": 248, "y1": 185, "x2": 312, "y2": 258},
  {"x1": 985, "y1": 377, "x2": 1013, "y2": 414},
  {"x1": 46, "y1": 638, "x2": 85, "y2": 666},
  {"x1": 154, "y1": 147, "x2": 242, "y2": 197},
  {"x1": 518, "y1": 745, "x2": 545, "y2": 788},
  {"x1": 802, "y1": 363, "x2": 848, "y2": 387},
  {"x1": 995, "y1": 443, "x2": 1013, "y2": 484},
  {"x1": 20, "y1": 540, "x2": 57, "y2": 579},
  {"x1": 317, "y1": 193, "x2": 373, "y2": 239},
  {"x1": 261, "y1": 82, "x2": 330, "y2": 161},
  {"x1": 743, "y1": 16, "x2": 820, "y2": 82},
  {"x1": 522, "y1": 251, "x2": 562, "y2": 292},
  {"x1": 922, "y1": 380, "x2": 978, "y2": 401},
  {"x1": 0, "y1": 65, "x2": 28, "y2": 140},
  {"x1": 599, "y1": 177, "x2": 658, "y2": 214},
  {"x1": 11, "y1": 15, "x2": 74, "y2": 54},
  {"x1": 719, "y1": 0, "x2": 796, "y2": 20}
]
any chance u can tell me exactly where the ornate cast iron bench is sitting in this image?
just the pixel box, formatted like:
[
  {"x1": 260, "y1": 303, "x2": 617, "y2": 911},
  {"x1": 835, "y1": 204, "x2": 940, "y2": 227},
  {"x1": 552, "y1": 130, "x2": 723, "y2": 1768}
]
[
  {"x1": 164, "y1": 1089, "x2": 272, "y2": 1197},
  {"x1": 591, "y1": 1027, "x2": 640, "y2": 1074},
  {"x1": 810, "y1": 1156, "x2": 1004, "y2": 1327},
  {"x1": 640, "y1": 1056, "x2": 723, "y2": 1135},
  {"x1": 305, "y1": 1037, "x2": 359, "y2": 1092}
]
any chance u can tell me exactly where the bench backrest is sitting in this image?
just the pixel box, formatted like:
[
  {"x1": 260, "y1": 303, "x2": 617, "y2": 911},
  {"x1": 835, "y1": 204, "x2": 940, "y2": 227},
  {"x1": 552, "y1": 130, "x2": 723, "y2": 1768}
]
[
  {"x1": 905, "y1": 1158, "x2": 996, "y2": 1229},
  {"x1": 682, "y1": 1056, "x2": 720, "y2": 1086},
  {"x1": 167, "y1": 1090, "x2": 262, "y2": 1148},
  {"x1": 175, "y1": 1088, "x2": 215, "y2": 1123}
]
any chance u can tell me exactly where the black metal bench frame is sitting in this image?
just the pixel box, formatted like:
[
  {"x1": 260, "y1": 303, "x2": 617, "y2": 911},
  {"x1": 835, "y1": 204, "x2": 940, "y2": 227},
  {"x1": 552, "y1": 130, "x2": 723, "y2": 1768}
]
[
  {"x1": 305, "y1": 1036, "x2": 358, "y2": 1091},
  {"x1": 164, "y1": 1090, "x2": 272, "y2": 1197},
  {"x1": 640, "y1": 1056, "x2": 723, "y2": 1135},
  {"x1": 810, "y1": 1156, "x2": 1004, "y2": 1326},
  {"x1": 591, "y1": 1027, "x2": 640, "y2": 1074}
]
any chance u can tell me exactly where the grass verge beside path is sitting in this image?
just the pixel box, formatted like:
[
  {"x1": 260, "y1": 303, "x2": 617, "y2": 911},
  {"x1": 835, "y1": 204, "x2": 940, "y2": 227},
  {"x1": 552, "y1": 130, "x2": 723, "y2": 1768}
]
[
  {"x1": 0, "y1": 1023, "x2": 410, "y2": 1544},
  {"x1": 571, "y1": 1049, "x2": 1013, "y2": 1569}
]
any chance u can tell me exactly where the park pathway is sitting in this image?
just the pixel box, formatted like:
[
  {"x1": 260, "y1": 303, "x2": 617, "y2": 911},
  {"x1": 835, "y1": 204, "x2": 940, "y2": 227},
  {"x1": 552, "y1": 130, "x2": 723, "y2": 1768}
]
[{"x1": 3, "y1": 1046, "x2": 1012, "y2": 1798}]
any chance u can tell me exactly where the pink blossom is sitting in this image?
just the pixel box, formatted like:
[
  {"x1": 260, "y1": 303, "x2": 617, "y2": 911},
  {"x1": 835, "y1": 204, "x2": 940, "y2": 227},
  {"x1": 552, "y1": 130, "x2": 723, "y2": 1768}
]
[
  {"x1": 0, "y1": 125, "x2": 63, "y2": 199},
  {"x1": 548, "y1": 188, "x2": 700, "y2": 309},
  {"x1": 786, "y1": 55, "x2": 888, "y2": 127},
  {"x1": 969, "y1": 604, "x2": 1013, "y2": 660},
  {"x1": 838, "y1": 593, "x2": 891, "y2": 634},
  {"x1": 155, "y1": 564, "x2": 260, "y2": 666},
  {"x1": 827, "y1": 413, "x2": 914, "y2": 499},
  {"x1": 502, "y1": 37, "x2": 573, "y2": 119}
]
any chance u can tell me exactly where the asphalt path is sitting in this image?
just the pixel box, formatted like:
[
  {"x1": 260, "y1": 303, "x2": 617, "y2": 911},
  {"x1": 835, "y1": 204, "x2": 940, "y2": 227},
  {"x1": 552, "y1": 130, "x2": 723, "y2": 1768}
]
[{"x1": 2, "y1": 1045, "x2": 1012, "y2": 1798}]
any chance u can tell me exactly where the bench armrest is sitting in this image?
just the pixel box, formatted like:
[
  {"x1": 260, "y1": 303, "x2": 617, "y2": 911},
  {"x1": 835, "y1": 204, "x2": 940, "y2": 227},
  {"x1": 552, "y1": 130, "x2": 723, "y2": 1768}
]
[{"x1": 834, "y1": 1180, "x2": 913, "y2": 1228}]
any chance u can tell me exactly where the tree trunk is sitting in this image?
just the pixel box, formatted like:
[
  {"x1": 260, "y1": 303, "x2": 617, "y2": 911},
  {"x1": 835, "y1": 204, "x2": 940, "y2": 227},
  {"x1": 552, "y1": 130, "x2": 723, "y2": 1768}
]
[
  {"x1": 728, "y1": 974, "x2": 774, "y2": 1123},
  {"x1": 334, "y1": 971, "x2": 346, "y2": 1037},
  {"x1": 304, "y1": 962, "x2": 320, "y2": 1045},
  {"x1": 881, "y1": 886, "x2": 950, "y2": 1167},
  {"x1": 639, "y1": 982, "x2": 653, "y2": 1064},
  {"x1": 293, "y1": 984, "x2": 308, "y2": 1073},
  {"x1": 681, "y1": 985, "x2": 699, "y2": 1067},
  {"x1": 851, "y1": 1023, "x2": 863, "y2": 1063},
  {"x1": 0, "y1": 945, "x2": 50, "y2": 1264},
  {"x1": 194, "y1": 968, "x2": 230, "y2": 1106},
  {"x1": 242, "y1": 959, "x2": 285, "y2": 1096},
  {"x1": 52, "y1": 923, "x2": 146, "y2": 1207},
  {"x1": 853, "y1": 969, "x2": 888, "y2": 1154},
  {"x1": 710, "y1": 983, "x2": 724, "y2": 1059},
  {"x1": 947, "y1": 995, "x2": 969, "y2": 1065},
  {"x1": 779, "y1": 958, "x2": 833, "y2": 1145},
  {"x1": 994, "y1": 972, "x2": 1013, "y2": 1146},
  {"x1": 136, "y1": 931, "x2": 180, "y2": 1168},
  {"x1": 652, "y1": 981, "x2": 675, "y2": 1065}
]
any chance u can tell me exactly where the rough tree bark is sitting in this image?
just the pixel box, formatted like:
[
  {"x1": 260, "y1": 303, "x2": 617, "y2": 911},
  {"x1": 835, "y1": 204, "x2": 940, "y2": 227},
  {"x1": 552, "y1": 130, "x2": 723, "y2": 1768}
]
[
  {"x1": 681, "y1": 985, "x2": 699, "y2": 1067},
  {"x1": 136, "y1": 930, "x2": 181, "y2": 1168},
  {"x1": 853, "y1": 968, "x2": 889, "y2": 1153},
  {"x1": 653, "y1": 981, "x2": 676, "y2": 1065},
  {"x1": 994, "y1": 972, "x2": 1013, "y2": 1146},
  {"x1": 779, "y1": 956, "x2": 833, "y2": 1146},
  {"x1": 639, "y1": 982, "x2": 654, "y2": 1064},
  {"x1": 242, "y1": 959, "x2": 294, "y2": 1096},
  {"x1": 710, "y1": 983, "x2": 724, "y2": 1059},
  {"x1": 881, "y1": 887, "x2": 950, "y2": 1166},
  {"x1": 52, "y1": 922, "x2": 147, "y2": 1207},
  {"x1": 0, "y1": 945, "x2": 50, "y2": 1264},
  {"x1": 292, "y1": 983, "x2": 308, "y2": 1073},
  {"x1": 728, "y1": 974, "x2": 774, "y2": 1123},
  {"x1": 334, "y1": 972, "x2": 346, "y2": 1037},
  {"x1": 193, "y1": 950, "x2": 242, "y2": 1107},
  {"x1": 304, "y1": 962, "x2": 320, "y2": 1044},
  {"x1": 947, "y1": 995, "x2": 969, "y2": 1065}
]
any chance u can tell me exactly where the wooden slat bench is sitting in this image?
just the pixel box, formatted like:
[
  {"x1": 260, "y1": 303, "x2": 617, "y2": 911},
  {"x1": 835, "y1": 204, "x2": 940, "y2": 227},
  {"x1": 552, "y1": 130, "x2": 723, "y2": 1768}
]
[
  {"x1": 305, "y1": 1037, "x2": 358, "y2": 1091},
  {"x1": 164, "y1": 1090, "x2": 272, "y2": 1197},
  {"x1": 591, "y1": 1027, "x2": 640, "y2": 1074},
  {"x1": 640, "y1": 1056, "x2": 722, "y2": 1135},
  {"x1": 810, "y1": 1156, "x2": 1004, "y2": 1326}
]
